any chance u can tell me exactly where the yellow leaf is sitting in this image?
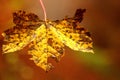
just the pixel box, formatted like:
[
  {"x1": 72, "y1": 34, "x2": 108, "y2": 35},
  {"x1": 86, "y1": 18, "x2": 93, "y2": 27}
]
[{"x1": 2, "y1": 9, "x2": 94, "y2": 71}]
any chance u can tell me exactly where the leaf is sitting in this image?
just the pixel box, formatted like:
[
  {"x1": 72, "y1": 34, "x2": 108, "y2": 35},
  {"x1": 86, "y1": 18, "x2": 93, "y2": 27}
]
[{"x1": 2, "y1": 9, "x2": 93, "y2": 71}]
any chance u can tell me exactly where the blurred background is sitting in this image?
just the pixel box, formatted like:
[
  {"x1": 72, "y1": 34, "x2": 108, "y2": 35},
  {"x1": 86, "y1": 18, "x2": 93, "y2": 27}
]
[{"x1": 0, "y1": 0, "x2": 120, "y2": 80}]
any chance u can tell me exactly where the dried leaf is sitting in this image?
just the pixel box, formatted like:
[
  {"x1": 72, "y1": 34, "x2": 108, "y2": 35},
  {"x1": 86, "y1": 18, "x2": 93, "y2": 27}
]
[{"x1": 2, "y1": 9, "x2": 93, "y2": 71}]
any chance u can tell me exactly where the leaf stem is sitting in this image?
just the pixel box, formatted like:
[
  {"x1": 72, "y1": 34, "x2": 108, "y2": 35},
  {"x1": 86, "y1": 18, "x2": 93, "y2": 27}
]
[{"x1": 39, "y1": 0, "x2": 47, "y2": 21}]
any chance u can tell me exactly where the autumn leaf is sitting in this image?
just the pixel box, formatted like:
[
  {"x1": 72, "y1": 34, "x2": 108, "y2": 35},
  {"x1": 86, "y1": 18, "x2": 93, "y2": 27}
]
[{"x1": 2, "y1": 9, "x2": 93, "y2": 71}]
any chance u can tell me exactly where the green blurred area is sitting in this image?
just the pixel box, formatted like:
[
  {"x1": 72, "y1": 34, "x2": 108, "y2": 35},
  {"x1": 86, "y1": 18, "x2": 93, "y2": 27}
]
[{"x1": 0, "y1": 0, "x2": 120, "y2": 80}]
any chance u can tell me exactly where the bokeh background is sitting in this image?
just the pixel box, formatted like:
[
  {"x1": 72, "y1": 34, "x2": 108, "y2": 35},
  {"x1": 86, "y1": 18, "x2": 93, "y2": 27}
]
[{"x1": 0, "y1": 0, "x2": 120, "y2": 80}]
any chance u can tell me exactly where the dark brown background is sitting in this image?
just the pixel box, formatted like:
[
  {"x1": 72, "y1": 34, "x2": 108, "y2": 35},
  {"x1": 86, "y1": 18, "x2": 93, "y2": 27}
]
[{"x1": 0, "y1": 0, "x2": 120, "y2": 80}]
